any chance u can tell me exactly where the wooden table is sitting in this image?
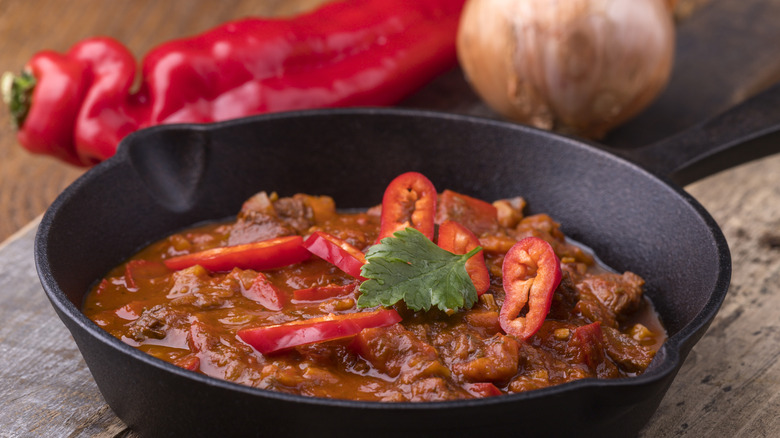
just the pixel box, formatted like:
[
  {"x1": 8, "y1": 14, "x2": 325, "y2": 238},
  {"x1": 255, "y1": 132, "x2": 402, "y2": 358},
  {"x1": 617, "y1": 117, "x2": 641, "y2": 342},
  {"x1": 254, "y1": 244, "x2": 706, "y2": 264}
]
[{"x1": 1, "y1": 1, "x2": 779, "y2": 437}]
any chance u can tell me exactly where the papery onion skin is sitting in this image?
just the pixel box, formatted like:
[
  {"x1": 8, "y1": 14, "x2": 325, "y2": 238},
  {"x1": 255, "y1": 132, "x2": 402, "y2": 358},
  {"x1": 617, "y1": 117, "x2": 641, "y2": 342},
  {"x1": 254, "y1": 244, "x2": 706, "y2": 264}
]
[{"x1": 457, "y1": 0, "x2": 675, "y2": 139}]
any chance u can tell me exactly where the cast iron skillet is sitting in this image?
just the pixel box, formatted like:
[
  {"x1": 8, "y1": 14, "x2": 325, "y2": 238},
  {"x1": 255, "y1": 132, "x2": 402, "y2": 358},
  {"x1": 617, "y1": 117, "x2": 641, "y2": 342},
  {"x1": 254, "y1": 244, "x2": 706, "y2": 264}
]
[{"x1": 36, "y1": 82, "x2": 780, "y2": 438}]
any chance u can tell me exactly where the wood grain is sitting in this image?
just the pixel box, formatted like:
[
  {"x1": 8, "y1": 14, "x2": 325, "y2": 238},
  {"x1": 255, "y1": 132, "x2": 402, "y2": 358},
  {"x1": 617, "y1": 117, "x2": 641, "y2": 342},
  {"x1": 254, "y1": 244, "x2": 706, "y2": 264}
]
[{"x1": 639, "y1": 153, "x2": 780, "y2": 437}]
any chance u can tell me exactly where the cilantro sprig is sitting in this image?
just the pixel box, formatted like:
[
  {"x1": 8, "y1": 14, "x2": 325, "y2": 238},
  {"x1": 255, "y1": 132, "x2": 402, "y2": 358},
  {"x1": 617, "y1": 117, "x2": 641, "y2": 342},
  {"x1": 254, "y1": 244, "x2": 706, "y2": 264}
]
[{"x1": 357, "y1": 228, "x2": 481, "y2": 312}]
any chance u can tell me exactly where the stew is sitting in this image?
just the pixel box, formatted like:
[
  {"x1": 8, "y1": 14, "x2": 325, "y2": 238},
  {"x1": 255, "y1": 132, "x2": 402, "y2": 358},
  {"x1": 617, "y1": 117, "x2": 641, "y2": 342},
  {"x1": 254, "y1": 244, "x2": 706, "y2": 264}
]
[{"x1": 83, "y1": 173, "x2": 665, "y2": 401}]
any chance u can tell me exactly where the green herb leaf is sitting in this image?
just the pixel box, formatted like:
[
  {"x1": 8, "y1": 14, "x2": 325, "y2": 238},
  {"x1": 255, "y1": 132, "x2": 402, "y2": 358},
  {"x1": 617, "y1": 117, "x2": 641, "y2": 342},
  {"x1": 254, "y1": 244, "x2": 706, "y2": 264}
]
[{"x1": 357, "y1": 227, "x2": 481, "y2": 312}]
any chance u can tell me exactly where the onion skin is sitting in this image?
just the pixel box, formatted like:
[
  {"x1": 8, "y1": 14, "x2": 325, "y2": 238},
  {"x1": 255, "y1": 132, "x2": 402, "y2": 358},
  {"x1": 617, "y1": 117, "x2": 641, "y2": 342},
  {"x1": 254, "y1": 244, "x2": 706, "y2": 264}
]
[{"x1": 457, "y1": 0, "x2": 675, "y2": 139}]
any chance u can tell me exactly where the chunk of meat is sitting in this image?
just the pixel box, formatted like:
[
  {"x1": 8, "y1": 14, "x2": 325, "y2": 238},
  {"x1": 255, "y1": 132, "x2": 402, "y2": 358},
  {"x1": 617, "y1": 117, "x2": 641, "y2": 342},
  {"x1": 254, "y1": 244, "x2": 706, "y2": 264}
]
[
  {"x1": 512, "y1": 214, "x2": 594, "y2": 264},
  {"x1": 350, "y1": 324, "x2": 445, "y2": 379},
  {"x1": 272, "y1": 196, "x2": 314, "y2": 233},
  {"x1": 602, "y1": 326, "x2": 655, "y2": 373},
  {"x1": 580, "y1": 272, "x2": 645, "y2": 319},
  {"x1": 493, "y1": 196, "x2": 526, "y2": 229},
  {"x1": 126, "y1": 304, "x2": 189, "y2": 344},
  {"x1": 293, "y1": 194, "x2": 336, "y2": 223},
  {"x1": 573, "y1": 291, "x2": 618, "y2": 328},
  {"x1": 463, "y1": 310, "x2": 502, "y2": 337},
  {"x1": 228, "y1": 192, "x2": 295, "y2": 245},
  {"x1": 547, "y1": 271, "x2": 579, "y2": 320},
  {"x1": 508, "y1": 342, "x2": 589, "y2": 392},
  {"x1": 189, "y1": 319, "x2": 262, "y2": 384},
  {"x1": 408, "y1": 377, "x2": 462, "y2": 401},
  {"x1": 451, "y1": 334, "x2": 520, "y2": 383},
  {"x1": 167, "y1": 265, "x2": 237, "y2": 309}
]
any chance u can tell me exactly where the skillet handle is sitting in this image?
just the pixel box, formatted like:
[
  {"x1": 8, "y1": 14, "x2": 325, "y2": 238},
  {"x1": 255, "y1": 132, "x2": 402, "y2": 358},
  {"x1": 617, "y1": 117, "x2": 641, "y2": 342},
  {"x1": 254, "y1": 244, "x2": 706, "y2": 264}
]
[{"x1": 624, "y1": 81, "x2": 780, "y2": 186}]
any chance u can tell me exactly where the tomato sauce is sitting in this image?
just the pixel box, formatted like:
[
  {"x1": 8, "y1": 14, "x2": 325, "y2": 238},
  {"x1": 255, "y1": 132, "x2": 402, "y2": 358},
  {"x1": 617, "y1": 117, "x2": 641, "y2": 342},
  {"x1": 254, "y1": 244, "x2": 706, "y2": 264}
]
[{"x1": 83, "y1": 188, "x2": 666, "y2": 401}]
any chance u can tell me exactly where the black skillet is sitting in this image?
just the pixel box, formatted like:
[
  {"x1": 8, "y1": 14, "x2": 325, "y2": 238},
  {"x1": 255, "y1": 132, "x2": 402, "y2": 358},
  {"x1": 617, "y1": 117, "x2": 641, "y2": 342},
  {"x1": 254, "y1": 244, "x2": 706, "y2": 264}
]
[{"x1": 35, "y1": 82, "x2": 780, "y2": 438}]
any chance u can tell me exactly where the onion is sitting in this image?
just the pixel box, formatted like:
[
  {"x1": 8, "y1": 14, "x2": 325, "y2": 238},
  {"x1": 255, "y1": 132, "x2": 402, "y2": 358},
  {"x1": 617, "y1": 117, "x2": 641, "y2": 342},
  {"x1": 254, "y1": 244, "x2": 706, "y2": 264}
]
[{"x1": 456, "y1": 0, "x2": 675, "y2": 139}]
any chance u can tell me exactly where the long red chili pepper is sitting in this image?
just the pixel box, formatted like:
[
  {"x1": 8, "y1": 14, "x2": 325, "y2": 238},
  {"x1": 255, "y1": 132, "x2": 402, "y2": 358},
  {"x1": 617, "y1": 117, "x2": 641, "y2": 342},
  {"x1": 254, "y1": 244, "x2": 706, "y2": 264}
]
[{"x1": 2, "y1": 0, "x2": 466, "y2": 166}]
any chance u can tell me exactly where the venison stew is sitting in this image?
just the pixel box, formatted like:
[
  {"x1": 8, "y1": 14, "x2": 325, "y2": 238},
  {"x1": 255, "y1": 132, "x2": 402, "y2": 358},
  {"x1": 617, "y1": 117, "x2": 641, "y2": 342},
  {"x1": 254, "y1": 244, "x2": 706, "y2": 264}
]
[{"x1": 83, "y1": 171, "x2": 666, "y2": 401}]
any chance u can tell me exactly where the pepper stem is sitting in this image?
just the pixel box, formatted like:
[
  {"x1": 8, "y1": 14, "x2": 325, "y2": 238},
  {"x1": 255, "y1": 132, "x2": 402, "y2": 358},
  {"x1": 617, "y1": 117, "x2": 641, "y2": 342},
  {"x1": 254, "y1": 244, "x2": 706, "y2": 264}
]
[{"x1": 1, "y1": 70, "x2": 36, "y2": 129}]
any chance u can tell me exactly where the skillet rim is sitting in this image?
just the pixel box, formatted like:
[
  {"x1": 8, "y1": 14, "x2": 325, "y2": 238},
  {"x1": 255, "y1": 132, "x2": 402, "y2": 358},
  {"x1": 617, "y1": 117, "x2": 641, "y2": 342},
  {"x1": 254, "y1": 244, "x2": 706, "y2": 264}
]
[{"x1": 34, "y1": 106, "x2": 731, "y2": 410}]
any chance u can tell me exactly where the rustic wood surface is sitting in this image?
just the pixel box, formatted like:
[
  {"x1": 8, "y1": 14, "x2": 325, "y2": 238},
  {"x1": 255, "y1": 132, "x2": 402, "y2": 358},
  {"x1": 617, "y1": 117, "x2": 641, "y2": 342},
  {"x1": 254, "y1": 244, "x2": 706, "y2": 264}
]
[{"x1": 0, "y1": 0, "x2": 778, "y2": 437}]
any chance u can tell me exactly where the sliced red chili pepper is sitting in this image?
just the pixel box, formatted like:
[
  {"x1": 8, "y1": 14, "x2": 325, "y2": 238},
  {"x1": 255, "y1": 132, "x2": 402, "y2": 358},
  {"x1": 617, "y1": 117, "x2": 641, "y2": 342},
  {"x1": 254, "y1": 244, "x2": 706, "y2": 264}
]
[
  {"x1": 376, "y1": 171, "x2": 437, "y2": 242},
  {"x1": 163, "y1": 235, "x2": 310, "y2": 272},
  {"x1": 293, "y1": 283, "x2": 357, "y2": 302},
  {"x1": 435, "y1": 189, "x2": 499, "y2": 236},
  {"x1": 303, "y1": 231, "x2": 366, "y2": 280},
  {"x1": 437, "y1": 220, "x2": 490, "y2": 296},
  {"x1": 237, "y1": 309, "x2": 402, "y2": 354},
  {"x1": 499, "y1": 237, "x2": 562, "y2": 341},
  {"x1": 242, "y1": 272, "x2": 286, "y2": 311}
]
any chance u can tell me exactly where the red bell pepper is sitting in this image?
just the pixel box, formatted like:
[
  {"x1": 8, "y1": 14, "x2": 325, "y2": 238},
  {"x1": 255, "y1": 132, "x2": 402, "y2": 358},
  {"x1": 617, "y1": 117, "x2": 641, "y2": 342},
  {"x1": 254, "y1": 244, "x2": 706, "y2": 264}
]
[
  {"x1": 163, "y1": 236, "x2": 309, "y2": 272},
  {"x1": 465, "y1": 382, "x2": 503, "y2": 398},
  {"x1": 2, "y1": 52, "x2": 88, "y2": 166},
  {"x1": 237, "y1": 308, "x2": 402, "y2": 354},
  {"x1": 4, "y1": 0, "x2": 467, "y2": 166},
  {"x1": 499, "y1": 237, "x2": 562, "y2": 341},
  {"x1": 376, "y1": 171, "x2": 437, "y2": 242},
  {"x1": 173, "y1": 354, "x2": 201, "y2": 372},
  {"x1": 123, "y1": 259, "x2": 169, "y2": 290},
  {"x1": 242, "y1": 272, "x2": 286, "y2": 311},
  {"x1": 293, "y1": 283, "x2": 357, "y2": 302},
  {"x1": 303, "y1": 231, "x2": 367, "y2": 280},
  {"x1": 568, "y1": 322, "x2": 606, "y2": 371},
  {"x1": 437, "y1": 220, "x2": 490, "y2": 296},
  {"x1": 435, "y1": 189, "x2": 499, "y2": 236}
]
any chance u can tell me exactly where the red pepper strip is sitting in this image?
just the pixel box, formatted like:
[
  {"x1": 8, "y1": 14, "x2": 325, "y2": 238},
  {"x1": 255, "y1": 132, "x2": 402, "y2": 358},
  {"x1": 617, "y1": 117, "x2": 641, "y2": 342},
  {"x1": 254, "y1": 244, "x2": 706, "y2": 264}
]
[
  {"x1": 173, "y1": 354, "x2": 201, "y2": 372},
  {"x1": 303, "y1": 231, "x2": 367, "y2": 280},
  {"x1": 568, "y1": 322, "x2": 606, "y2": 371},
  {"x1": 9, "y1": 0, "x2": 466, "y2": 166},
  {"x1": 237, "y1": 309, "x2": 402, "y2": 354},
  {"x1": 376, "y1": 171, "x2": 437, "y2": 243},
  {"x1": 293, "y1": 283, "x2": 357, "y2": 302},
  {"x1": 123, "y1": 259, "x2": 169, "y2": 290},
  {"x1": 499, "y1": 237, "x2": 562, "y2": 341},
  {"x1": 163, "y1": 236, "x2": 310, "y2": 272},
  {"x1": 435, "y1": 189, "x2": 499, "y2": 237},
  {"x1": 465, "y1": 382, "x2": 503, "y2": 398},
  {"x1": 437, "y1": 220, "x2": 490, "y2": 296},
  {"x1": 242, "y1": 272, "x2": 286, "y2": 311}
]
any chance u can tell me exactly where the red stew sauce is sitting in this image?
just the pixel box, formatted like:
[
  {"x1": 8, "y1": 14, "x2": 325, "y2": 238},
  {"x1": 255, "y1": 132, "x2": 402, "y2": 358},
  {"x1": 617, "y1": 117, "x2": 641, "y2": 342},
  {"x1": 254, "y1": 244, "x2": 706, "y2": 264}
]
[{"x1": 84, "y1": 175, "x2": 666, "y2": 401}]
